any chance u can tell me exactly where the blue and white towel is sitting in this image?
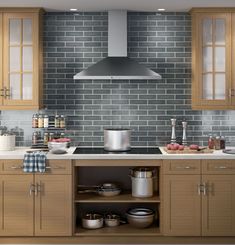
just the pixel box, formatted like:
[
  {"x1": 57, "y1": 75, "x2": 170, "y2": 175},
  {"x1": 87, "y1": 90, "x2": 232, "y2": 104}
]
[{"x1": 23, "y1": 151, "x2": 47, "y2": 173}]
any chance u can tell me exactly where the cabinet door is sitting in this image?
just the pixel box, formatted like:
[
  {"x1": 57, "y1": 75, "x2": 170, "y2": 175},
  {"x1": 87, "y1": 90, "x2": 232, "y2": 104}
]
[
  {"x1": 163, "y1": 175, "x2": 201, "y2": 236},
  {"x1": 0, "y1": 13, "x2": 3, "y2": 106},
  {"x1": 192, "y1": 13, "x2": 231, "y2": 109},
  {"x1": 202, "y1": 175, "x2": 235, "y2": 236},
  {"x1": 0, "y1": 175, "x2": 34, "y2": 236},
  {"x1": 2, "y1": 12, "x2": 40, "y2": 109},
  {"x1": 232, "y1": 13, "x2": 235, "y2": 105},
  {"x1": 35, "y1": 175, "x2": 72, "y2": 236}
]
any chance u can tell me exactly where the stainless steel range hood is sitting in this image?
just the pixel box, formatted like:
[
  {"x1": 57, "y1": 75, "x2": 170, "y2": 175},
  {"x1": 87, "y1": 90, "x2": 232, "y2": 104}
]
[{"x1": 74, "y1": 10, "x2": 161, "y2": 80}]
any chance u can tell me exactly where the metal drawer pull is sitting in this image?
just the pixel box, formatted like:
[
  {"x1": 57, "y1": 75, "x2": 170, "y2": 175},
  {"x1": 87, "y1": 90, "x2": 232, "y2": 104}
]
[
  {"x1": 29, "y1": 184, "x2": 35, "y2": 196},
  {"x1": 197, "y1": 183, "x2": 201, "y2": 195},
  {"x1": 175, "y1": 166, "x2": 194, "y2": 169},
  {"x1": 11, "y1": 165, "x2": 23, "y2": 169},
  {"x1": 202, "y1": 182, "x2": 207, "y2": 196},
  {"x1": 46, "y1": 166, "x2": 66, "y2": 170},
  {"x1": 214, "y1": 166, "x2": 228, "y2": 169}
]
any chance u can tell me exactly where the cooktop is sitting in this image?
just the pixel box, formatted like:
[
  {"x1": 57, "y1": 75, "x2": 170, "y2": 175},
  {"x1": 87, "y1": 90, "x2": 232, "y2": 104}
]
[{"x1": 73, "y1": 147, "x2": 162, "y2": 154}]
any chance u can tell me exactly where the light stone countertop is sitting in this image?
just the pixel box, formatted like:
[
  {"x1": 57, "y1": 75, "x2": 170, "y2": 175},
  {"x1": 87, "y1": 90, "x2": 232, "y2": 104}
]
[{"x1": 0, "y1": 147, "x2": 235, "y2": 160}]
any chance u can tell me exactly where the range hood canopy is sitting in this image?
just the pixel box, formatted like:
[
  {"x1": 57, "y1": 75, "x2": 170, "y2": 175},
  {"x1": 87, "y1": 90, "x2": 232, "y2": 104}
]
[{"x1": 74, "y1": 10, "x2": 161, "y2": 80}]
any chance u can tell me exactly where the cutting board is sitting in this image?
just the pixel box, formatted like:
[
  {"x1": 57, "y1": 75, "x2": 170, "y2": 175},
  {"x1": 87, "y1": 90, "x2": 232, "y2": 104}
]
[{"x1": 163, "y1": 147, "x2": 214, "y2": 154}]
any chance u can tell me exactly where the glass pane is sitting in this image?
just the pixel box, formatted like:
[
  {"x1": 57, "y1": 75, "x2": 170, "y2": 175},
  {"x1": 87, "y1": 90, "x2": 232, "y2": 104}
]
[
  {"x1": 203, "y1": 47, "x2": 213, "y2": 72},
  {"x1": 203, "y1": 18, "x2": 212, "y2": 45},
  {"x1": 215, "y1": 19, "x2": 225, "y2": 45},
  {"x1": 215, "y1": 47, "x2": 225, "y2": 72},
  {"x1": 23, "y1": 73, "x2": 32, "y2": 100},
  {"x1": 23, "y1": 46, "x2": 33, "y2": 71},
  {"x1": 203, "y1": 74, "x2": 213, "y2": 100},
  {"x1": 9, "y1": 19, "x2": 21, "y2": 45},
  {"x1": 23, "y1": 19, "x2": 32, "y2": 44},
  {"x1": 10, "y1": 47, "x2": 20, "y2": 72},
  {"x1": 10, "y1": 73, "x2": 21, "y2": 100},
  {"x1": 215, "y1": 73, "x2": 226, "y2": 100}
]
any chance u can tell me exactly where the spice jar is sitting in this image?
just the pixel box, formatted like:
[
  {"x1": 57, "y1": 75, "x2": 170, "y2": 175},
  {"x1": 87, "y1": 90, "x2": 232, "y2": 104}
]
[
  {"x1": 49, "y1": 132, "x2": 54, "y2": 141},
  {"x1": 220, "y1": 136, "x2": 226, "y2": 149},
  {"x1": 55, "y1": 115, "x2": 60, "y2": 128},
  {"x1": 208, "y1": 135, "x2": 214, "y2": 149},
  {"x1": 32, "y1": 114, "x2": 38, "y2": 128},
  {"x1": 44, "y1": 115, "x2": 49, "y2": 128},
  {"x1": 32, "y1": 132, "x2": 38, "y2": 145},
  {"x1": 43, "y1": 132, "x2": 49, "y2": 145},
  {"x1": 38, "y1": 114, "x2": 44, "y2": 128},
  {"x1": 60, "y1": 115, "x2": 65, "y2": 128},
  {"x1": 214, "y1": 136, "x2": 221, "y2": 150}
]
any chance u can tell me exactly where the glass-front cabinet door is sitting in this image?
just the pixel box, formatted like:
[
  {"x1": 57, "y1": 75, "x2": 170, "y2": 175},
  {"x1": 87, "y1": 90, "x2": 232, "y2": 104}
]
[
  {"x1": 192, "y1": 12, "x2": 231, "y2": 109},
  {"x1": 2, "y1": 12, "x2": 41, "y2": 109}
]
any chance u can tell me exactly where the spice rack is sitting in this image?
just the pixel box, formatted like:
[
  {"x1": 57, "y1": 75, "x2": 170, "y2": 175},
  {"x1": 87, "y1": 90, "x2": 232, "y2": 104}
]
[{"x1": 31, "y1": 114, "x2": 66, "y2": 149}]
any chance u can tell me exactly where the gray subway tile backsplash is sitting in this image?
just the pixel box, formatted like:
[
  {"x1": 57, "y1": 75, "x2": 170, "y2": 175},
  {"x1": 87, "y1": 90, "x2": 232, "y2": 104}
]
[{"x1": 1, "y1": 11, "x2": 235, "y2": 147}]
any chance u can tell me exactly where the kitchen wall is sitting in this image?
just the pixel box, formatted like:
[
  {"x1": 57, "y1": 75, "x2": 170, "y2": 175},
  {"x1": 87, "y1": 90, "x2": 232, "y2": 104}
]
[{"x1": 1, "y1": 11, "x2": 235, "y2": 147}]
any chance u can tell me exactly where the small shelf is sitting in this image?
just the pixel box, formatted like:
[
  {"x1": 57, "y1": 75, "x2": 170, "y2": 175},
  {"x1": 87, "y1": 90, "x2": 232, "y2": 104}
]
[
  {"x1": 74, "y1": 223, "x2": 161, "y2": 237},
  {"x1": 75, "y1": 192, "x2": 160, "y2": 203}
]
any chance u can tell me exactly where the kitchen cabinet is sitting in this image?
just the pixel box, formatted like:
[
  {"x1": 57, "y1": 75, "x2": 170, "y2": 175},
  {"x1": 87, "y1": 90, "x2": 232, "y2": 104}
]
[
  {"x1": 0, "y1": 159, "x2": 72, "y2": 237},
  {"x1": 191, "y1": 8, "x2": 235, "y2": 109},
  {"x1": 163, "y1": 160, "x2": 235, "y2": 236},
  {"x1": 0, "y1": 175, "x2": 34, "y2": 236},
  {"x1": 0, "y1": 8, "x2": 43, "y2": 110}
]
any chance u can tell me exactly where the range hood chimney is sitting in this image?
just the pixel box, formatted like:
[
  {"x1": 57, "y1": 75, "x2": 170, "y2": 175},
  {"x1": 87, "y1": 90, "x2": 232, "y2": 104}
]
[{"x1": 73, "y1": 10, "x2": 161, "y2": 80}]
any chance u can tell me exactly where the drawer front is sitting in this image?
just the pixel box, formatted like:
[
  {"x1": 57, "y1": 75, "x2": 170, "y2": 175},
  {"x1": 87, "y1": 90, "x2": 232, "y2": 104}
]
[
  {"x1": 0, "y1": 160, "x2": 71, "y2": 175},
  {"x1": 163, "y1": 160, "x2": 201, "y2": 174},
  {"x1": 202, "y1": 160, "x2": 235, "y2": 174},
  {"x1": 36, "y1": 160, "x2": 72, "y2": 175},
  {"x1": 1, "y1": 160, "x2": 25, "y2": 174}
]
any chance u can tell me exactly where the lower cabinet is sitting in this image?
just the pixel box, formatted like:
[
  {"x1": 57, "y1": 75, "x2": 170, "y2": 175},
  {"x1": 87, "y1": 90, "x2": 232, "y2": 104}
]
[
  {"x1": 202, "y1": 175, "x2": 235, "y2": 236},
  {"x1": 35, "y1": 175, "x2": 72, "y2": 236},
  {"x1": 0, "y1": 160, "x2": 72, "y2": 237},
  {"x1": 163, "y1": 175, "x2": 201, "y2": 236},
  {"x1": 163, "y1": 160, "x2": 235, "y2": 236},
  {"x1": 0, "y1": 175, "x2": 34, "y2": 236}
]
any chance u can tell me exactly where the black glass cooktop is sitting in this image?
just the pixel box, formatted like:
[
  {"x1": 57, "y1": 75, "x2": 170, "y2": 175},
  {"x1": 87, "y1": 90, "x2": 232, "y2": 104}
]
[{"x1": 73, "y1": 147, "x2": 162, "y2": 154}]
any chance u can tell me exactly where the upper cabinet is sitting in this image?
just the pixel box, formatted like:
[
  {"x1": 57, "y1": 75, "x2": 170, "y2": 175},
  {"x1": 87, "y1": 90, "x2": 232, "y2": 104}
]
[
  {"x1": 191, "y1": 8, "x2": 235, "y2": 110},
  {"x1": 0, "y1": 8, "x2": 44, "y2": 110}
]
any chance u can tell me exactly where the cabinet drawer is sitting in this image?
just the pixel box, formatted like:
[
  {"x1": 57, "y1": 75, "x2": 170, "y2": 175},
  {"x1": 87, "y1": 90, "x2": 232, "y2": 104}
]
[
  {"x1": 202, "y1": 160, "x2": 235, "y2": 174},
  {"x1": 163, "y1": 160, "x2": 201, "y2": 174},
  {"x1": 0, "y1": 160, "x2": 72, "y2": 175},
  {"x1": 37, "y1": 160, "x2": 72, "y2": 175}
]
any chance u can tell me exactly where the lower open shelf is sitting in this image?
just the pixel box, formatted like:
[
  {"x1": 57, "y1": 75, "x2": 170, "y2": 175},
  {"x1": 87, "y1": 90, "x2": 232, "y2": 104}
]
[{"x1": 74, "y1": 223, "x2": 161, "y2": 237}]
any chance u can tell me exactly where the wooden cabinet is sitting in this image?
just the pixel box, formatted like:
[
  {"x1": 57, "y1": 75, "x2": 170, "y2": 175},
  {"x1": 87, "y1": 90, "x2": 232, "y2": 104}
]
[
  {"x1": 191, "y1": 8, "x2": 235, "y2": 109},
  {"x1": 0, "y1": 175, "x2": 34, "y2": 236},
  {"x1": 35, "y1": 175, "x2": 72, "y2": 236},
  {"x1": 0, "y1": 160, "x2": 72, "y2": 237},
  {"x1": 163, "y1": 160, "x2": 235, "y2": 236},
  {"x1": 0, "y1": 8, "x2": 43, "y2": 110}
]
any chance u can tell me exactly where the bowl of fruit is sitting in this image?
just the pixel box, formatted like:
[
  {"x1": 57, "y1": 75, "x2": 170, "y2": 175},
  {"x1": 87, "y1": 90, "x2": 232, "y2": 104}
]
[{"x1": 48, "y1": 138, "x2": 71, "y2": 154}]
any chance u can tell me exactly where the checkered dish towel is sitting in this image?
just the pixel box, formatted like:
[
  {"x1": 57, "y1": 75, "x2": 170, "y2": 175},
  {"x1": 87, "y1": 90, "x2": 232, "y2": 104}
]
[{"x1": 23, "y1": 152, "x2": 47, "y2": 173}]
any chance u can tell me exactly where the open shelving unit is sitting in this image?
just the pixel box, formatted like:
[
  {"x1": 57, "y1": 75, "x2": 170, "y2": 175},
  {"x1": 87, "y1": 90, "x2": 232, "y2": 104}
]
[{"x1": 73, "y1": 163, "x2": 161, "y2": 237}]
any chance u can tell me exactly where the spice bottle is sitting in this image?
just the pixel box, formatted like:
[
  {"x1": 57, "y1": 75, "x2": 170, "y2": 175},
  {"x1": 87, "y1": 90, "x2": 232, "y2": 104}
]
[
  {"x1": 208, "y1": 135, "x2": 214, "y2": 149},
  {"x1": 32, "y1": 132, "x2": 38, "y2": 145},
  {"x1": 49, "y1": 132, "x2": 54, "y2": 141},
  {"x1": 32, "y1": 114, "x2": 38, "y2": 128},
  {"x1": 43, "y1": 132, "x2": 49, "y2": 145},
  {"x1": 60, "y1": 115, "x2": 65, "y2": 128},
  {"x1": 60, "y1": 132, "x2": 65, "y2": 138},
  {"x1": 38, "y1": 114, "x2": 44, "y2": 128},
  {"x1": 214, "y1": 136, "x2": 221, "y2": 150},
  {"x1": 44, "y1": 114, "x2": 49, "y2": 128},
  {"x1": 55, "y1": 115, "x2": 60, "y2": 128},
  {"x1": 220, "y1": 136, "x2": 226, "y2": 149}
]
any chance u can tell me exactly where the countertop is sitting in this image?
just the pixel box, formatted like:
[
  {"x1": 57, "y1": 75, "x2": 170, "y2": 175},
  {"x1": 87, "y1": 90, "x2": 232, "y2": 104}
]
[{"x1": 0, "y1": 147, "x2": 235, "y2": 160}]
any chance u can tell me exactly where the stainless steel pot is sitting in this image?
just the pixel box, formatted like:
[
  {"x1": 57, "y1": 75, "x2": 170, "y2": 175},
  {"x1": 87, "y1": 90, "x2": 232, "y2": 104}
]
[
  {"x1": 104, "y1": 214, "x2": 120, "y2": 227},
  {"x1": 131, "y1": 167, "x2": 155, "y2": 178},
  {"x1": 82, "y1": 213, "x2": 103, "y2": 229},
  {"x1": 104, "y1": 128, "x2": 131, "y2": 152},
  {"x1": 126, "y1": 208, "x2": 155, "y2": 228}
]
